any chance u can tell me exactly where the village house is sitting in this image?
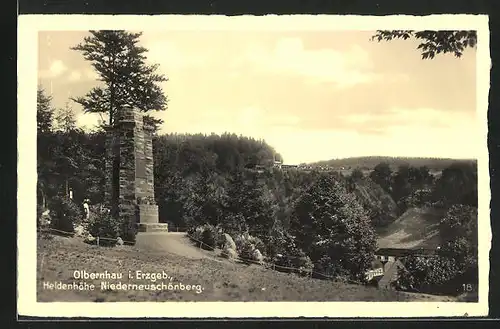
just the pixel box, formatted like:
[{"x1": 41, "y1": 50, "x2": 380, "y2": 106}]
[
  {"x1": 369, "y1": 207, "x2": 445, "y2": 289},
  {"x1": 367, "y1": 247, "x2": 436, "y2": 289}
]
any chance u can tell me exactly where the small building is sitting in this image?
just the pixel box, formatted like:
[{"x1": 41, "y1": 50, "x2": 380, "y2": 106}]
[
  {"x1": 371, "y1": 247, "x2": 436, "y2": 289},
  {"x1": 372, "y1": 207, "x2": 445, "y2": 289},
  {"x1": 281, "y1": 164, "x2": 298, "y2": 170},
  {"x1": 365, "y1": 259, "x2": 384, "y2": 282}
]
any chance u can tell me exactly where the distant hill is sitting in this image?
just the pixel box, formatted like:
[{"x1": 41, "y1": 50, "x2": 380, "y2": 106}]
[
  {"x1": 376, "y1": 207, "x2": 446, "y2": 250},
  {"x1": 307, "y1": 156, "x2": 476, "y2": 171}
]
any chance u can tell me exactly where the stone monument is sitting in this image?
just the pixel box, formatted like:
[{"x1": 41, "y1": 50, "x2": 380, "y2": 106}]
[{"x1": 104, "y1": 106, "x2": 168, "y2": 236}]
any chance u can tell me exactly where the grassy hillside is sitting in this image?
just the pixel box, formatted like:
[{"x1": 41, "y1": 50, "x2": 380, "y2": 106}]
[
  {"x1": 377, "y1": 207, "x2": 446, "y2": 250},
  {"x1": 309, "y1": 156, "x2": 476, "y2": 171},
  {"x1": 37, "y1": 235, "x2": 456, "y2": 302}
]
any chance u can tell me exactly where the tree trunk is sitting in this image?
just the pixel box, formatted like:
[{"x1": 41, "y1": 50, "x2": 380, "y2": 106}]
[{"x1": 109, "y1": 53, "x2": 116, "y2": 126}]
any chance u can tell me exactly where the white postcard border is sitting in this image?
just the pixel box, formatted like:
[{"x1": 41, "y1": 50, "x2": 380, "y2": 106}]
[{"x1": 18, "y1": 14, "x2": 491, "y2": 318}]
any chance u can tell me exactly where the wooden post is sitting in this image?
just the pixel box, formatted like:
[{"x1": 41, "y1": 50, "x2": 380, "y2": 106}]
[{"x1": 97, "y1": 237, "x2": 100, "y2": 246}]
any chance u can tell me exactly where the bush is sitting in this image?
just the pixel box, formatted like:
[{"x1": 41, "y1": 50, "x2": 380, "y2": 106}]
[
  {"x1": 49, "y1": 196, "x2": 82, "y2": 233},
  {"x1": 235, "y1": 234, "x2": 266, "y2": 262},
  {"x1": 247, "y1": 235, "x2": 266, "y2": 254},
  {"x1": 201, "y1": 225, "x2": 217, "y2": 250},
  {"x1": 396, "y1": 255, "x2": 462, "y2": 294},
  {"x1": 86, "y1": 208, "x2": 121, "y2": 246},
  {"x1": 120, "y1": 218, "x2": 138, "y2": 245},
  {"x1": 271, "y1": 235, "x2": 314, "y2": 276},
  {"x1": 188, "y1": 226, "x2": 205, "y2": 242},
  {"x1": 37, "y1": 204, "x2": 53, "y2": 239},
  {"x1": 235, "y1": 237, "x2": 256, "y2": 261},
  {"x1": 188, "y1": 224, "x2": 220, "y2": 250},
  {"x1": 274, "y1": 252, "x2": 314, "y2": 277},
  {"x1": 398, "y1": 189, "x2": 433, "y2": 210}
]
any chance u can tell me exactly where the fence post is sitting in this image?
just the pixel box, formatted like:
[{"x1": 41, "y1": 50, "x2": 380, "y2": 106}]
[{"x1": 97, "y1": 237, "x2": 100, "y2": 246}]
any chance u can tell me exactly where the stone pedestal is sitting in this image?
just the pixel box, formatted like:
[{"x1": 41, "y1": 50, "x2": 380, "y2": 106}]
[{"x1": 137, "y1": 204, "x2": 168, "y2": 232}]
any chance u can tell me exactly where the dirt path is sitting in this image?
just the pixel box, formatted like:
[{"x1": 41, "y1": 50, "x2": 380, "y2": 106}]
[{"x1": 135, "y1": 232, "x2": 219, "y2": 260}]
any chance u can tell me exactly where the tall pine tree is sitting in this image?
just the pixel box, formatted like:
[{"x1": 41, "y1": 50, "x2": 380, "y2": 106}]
[{"x1": 71, "y1": 30, "x2": 168, "y2": 131}]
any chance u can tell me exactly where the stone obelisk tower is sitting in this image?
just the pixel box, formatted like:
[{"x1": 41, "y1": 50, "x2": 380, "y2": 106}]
[{"x1": 104, "y1": 106, "x2": 168, "y2": 239}]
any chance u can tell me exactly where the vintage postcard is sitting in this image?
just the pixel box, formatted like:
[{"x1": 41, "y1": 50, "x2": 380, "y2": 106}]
[{"x1": 18, "y1": 14, "x2": 490, "y2": 318}]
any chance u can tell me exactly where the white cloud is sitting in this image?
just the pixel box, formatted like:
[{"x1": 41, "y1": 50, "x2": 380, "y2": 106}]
[
  {"x1": 49, "y1": 60, "x2": 67, "y2": 77},
  {"x1": 143, "y1": 40, "x2": 205, "y2": 70},
  {"x1": 232, "y1": 38, "x2": 381, "y2": 88},
  {"x1": 68, "y1": 70, "x2": 82, "y2": 82},
  {"x1": 339, "y1": 107, "x2": 476, "y2": 131},
  {"x1": 84, "y1": 69, "x2": 99, "y2": 80},
  {"x1": 65, "y1": 69, "x2": 99, "y2": 82},
  {"x1": 39, "y1": 59, "x2": 68, "y2": 79},
  {"x1": 76, "y1": 112, "x2": 101, "y2": 131}
]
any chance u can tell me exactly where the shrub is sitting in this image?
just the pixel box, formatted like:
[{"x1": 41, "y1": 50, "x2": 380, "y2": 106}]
[
  {"x1": 49, "y1": 196, "x2": 82, "y2": 234},
  {"x1": 189, "y1": 226, "x2": 205, "y2": 243},
  {"x1": 398, "y1": 189, "x2": 433, "y2": 210},
  {"x1": 396, "y1": 255, "x2": 463, "y2": 294},
  {"x1": 201, "y1": 225, "x2": 217, "y2": 250},
  {"x1": 37, "y1": 204, "x2": 52, "y2": 239},
  {"x1": 120, "y1": 218, "x2": 138, "y2": 245},
  {"x1": 188, "y1": 224, "x2": 220, "y2": 250},
  {"x1": 86, "y1": 208, "x2": 121, "y2": 246},
  {"x1": 235, "y1": 234, "x2": 266, "y2": 262},
  {"x1": 272, "y1": 238, "x2": 314, "y2": 277},
  {"x1": 236, "y1": 237, "x2": 256, "y2": 261}
]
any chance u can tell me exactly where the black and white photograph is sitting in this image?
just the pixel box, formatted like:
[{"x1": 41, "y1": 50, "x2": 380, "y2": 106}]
[{"x1": 18, "y1": 14, "x2": 490, "y2": 317}]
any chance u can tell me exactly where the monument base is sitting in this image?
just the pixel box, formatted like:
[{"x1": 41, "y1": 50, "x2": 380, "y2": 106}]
[{"x1": 137, "y1": 223, "x2": 169, "y2": 233}]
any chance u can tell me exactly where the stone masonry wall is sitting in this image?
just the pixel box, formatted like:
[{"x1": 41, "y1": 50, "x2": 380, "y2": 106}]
[
  {"x1": 133, "y1": 111, "x2": 148, "y2": 201},
  {"x1": 143, "y1": 125, "x2": 156, "y2": 200},
  {"x1": 104, "y1": 127, "x2": 113, "y2": 205}
]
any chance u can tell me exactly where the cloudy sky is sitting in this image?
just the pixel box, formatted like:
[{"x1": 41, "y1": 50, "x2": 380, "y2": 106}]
[{"x1": 38, "y1": 30, "x2": 477, "y2": 164}]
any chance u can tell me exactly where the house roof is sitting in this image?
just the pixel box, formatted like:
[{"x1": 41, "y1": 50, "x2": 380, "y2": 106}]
[
  {"x1": 377, "y1": 207, "x2": 445, "y2": 250},
  {"x1": 375, "y1": 248, "x2": 435, "y2": 257}
]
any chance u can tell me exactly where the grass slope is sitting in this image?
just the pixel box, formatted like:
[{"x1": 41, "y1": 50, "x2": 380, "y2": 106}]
[
  {"x1": 377, "y1": 207, "x2": 446, "y2": 250},
  {"x1": 37, "y1": 235, "x2": 456, "y2": 302}
]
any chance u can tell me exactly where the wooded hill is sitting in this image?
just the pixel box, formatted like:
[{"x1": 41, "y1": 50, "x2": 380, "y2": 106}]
[{"x1": 308, "y1": 156, "x2": 476, "y2": 171}]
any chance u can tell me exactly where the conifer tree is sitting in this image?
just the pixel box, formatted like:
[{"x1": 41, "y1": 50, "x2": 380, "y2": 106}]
[
  {"x1": 72, "y1": 30, "x2": 168, "y2": 131},
  {"x1": 37, "y1": 87, "x2": 54, "y2": 134}
]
